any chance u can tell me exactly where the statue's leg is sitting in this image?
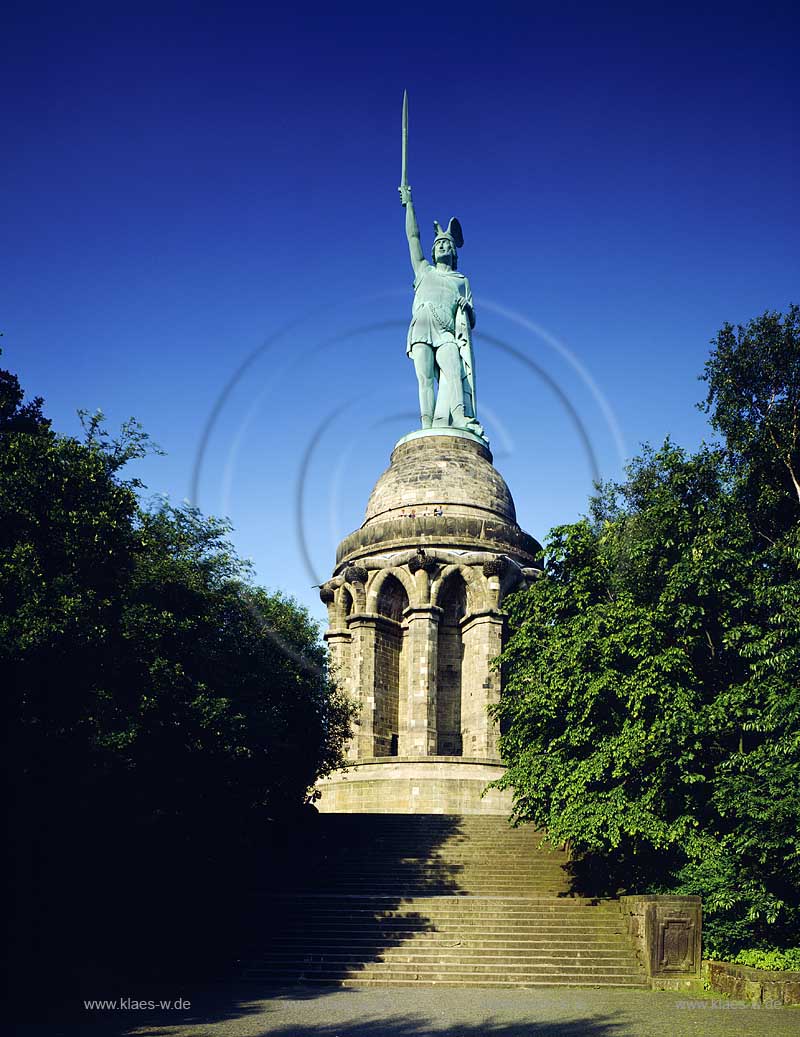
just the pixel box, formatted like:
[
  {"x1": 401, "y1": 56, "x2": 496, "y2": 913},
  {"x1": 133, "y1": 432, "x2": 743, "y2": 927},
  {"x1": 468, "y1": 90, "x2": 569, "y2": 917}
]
[
  {"x1": 411, "y1": 343, "x2": 434, "y2": 429},
  {"x1": 433, "y1": 348, "x2": 449, "y2": 426},
  {"x1": 436, "y1": 340, "x2": 466, "y2": 427}
]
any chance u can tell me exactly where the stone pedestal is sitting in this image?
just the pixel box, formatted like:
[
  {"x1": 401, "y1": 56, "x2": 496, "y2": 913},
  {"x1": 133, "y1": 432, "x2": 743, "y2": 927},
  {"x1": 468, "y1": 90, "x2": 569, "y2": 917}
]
[
  {"x1": 618, "y1": 895, "x2": 703, "y2": 991},
  {"x1": 316, "y1": 432, "x2": 542, "y2": 813}
]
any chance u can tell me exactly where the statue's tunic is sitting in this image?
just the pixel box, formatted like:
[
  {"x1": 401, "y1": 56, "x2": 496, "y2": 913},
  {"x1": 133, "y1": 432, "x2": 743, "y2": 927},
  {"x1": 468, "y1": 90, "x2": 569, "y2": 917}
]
[{"x1": 406, "y1": 262, "x2": 473, "y2": 356}]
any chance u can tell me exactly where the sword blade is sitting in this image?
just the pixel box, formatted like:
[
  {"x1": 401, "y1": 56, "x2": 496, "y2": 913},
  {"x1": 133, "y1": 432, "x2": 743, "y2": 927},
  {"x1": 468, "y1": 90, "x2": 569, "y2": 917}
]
[{"x1": 401, "y1": 90, "x2": 408, "y2": 187}]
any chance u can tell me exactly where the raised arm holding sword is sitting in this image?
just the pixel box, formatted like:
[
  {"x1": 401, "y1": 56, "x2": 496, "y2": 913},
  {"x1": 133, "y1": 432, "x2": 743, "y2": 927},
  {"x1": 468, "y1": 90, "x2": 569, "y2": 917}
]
[{"x1": 399, "y1": 91, "x2": 485, "y2": 440}]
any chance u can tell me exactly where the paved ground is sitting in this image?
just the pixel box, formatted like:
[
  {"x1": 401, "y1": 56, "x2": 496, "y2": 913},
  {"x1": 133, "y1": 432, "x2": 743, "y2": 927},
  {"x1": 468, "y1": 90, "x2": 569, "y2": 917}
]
[{"x1": 12, "y1": 984, "x2": 800, "y2": 1037}]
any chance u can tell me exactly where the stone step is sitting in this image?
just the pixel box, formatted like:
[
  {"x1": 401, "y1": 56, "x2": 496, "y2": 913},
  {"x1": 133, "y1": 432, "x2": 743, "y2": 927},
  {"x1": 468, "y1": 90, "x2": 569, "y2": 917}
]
[
  {"x1": 305, "y1": 872, "x2": 569, "y2": 880},
  {"x1": 269, "y1": 905, "x2": 621, "y2": 918},
  {"x1": 313, "y1": 860, "x2": 570, "y2": 868},
  {"x1": 287, "y1": 889, "x2": 570, "y2": 896},
  {"x1": 317, "y1": 838, "x2": 559, "y2": 845},
  {"x1": 250, "y1": 961, "x2": 644, "y2": 977},
  {"x1": 310, "y1": 863, "x2": 568, "y2": 871},
  {"x1": 244, "y1": 964, "x2": 646, "y2": 982},
  {"x1": 252, "y1": 948, "x2": 637, "y2": 963},
  {"x1": 312, "y1": 836, "x2": 560, "y2": 844},
  {"x1": 266, "y1": 911, "x2": 621, "y2": 924},
  {"x1": 286, "y1": 878, "x2": 571, "y2": 885},
  {"x1": 244, "y1": 975, "x2": 648, "y2": 988},
  {"x1": 269, "y1": 935, "x2": 628, "y2": 949},
  {"x1": 271, "y1": 895, "x2": 604, "y2": 904},
  {"x1": 312, "y1": 817, "x2": 548, "y2": 827},
  {"x1": 315, "y1": 876, "x2": 567, "y2": 883},
  {"x1": 268, "y1": 929, "x2": 627, "y2": 941},
  {"x1": 305, "y1": 858, "x2": 566, "y2": 866},
  {"x1": 243, "y1": 814, "x2": 642, "y2": 990},
  {"x1": 246, "y1": 959, "x2": 645, "y2": 976},
  {"x1": 320, "y1": 837, "x2": 563, "y2": 846},
  {"x1": 272, "y1": 902, "x2": 607, "y2": 910},
  {"x1": 311, "y1": 830, "x2": 553, "y2": 840},
  {"x1": 288, "y1": 878, "x2": 570, "y2": 885},
  {"x1": 269, "y1": 907, "x2": 623, "y2": 920},
  {"x1": 271, "y1": 909, "x2": 623, "y2": 922},
  {"x1": 266, "y1": 921, "x2": 625, "y2": 934},
  {"x1": 312, "y1": 873, "x2": 568, "y2": 879},
  {"x1": 259, "y1": 937, "x2": 630, "y2": 949},
  {"x1": 290, "y1": 891, "x2": 572, "y2": 900},
  {"x1": 269, "y1": 908, "x2": 623, "y2": 921}
]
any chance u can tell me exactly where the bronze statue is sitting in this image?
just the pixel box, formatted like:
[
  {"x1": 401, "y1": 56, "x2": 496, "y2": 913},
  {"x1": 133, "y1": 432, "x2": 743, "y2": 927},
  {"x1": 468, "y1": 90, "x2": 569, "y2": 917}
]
[{"x1": 399, "y1": 92, "x2": 485, "y2": 440}]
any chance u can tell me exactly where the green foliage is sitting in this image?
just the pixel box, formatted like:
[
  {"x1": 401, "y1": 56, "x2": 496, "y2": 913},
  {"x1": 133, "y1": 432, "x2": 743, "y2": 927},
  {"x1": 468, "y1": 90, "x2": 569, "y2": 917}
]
[
  {"x1": 701, "y1": 304, "x2": 800, "y2": 515},
  {"x1": 494, "y1": 307, "x2": 800, "y2": 958},
  {"x1": 728, "y1": 948, "x2": 800, "y2": 972},
  {"x1": 0, "y1": 345, "x2": 51, "y2": 433},
  {"x1": 2, "y1": 364, "x2": 354, "y2": 999}
]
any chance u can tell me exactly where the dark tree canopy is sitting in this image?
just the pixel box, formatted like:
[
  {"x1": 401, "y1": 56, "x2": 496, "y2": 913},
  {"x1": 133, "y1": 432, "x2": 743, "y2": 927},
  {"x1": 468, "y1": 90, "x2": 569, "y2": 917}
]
[
  {"x1": 0, "y1": 346, "x2": 50, "y2": 433},
  {"x1": 2, "y1": 363, "x2": 354, "y2": 1006}
]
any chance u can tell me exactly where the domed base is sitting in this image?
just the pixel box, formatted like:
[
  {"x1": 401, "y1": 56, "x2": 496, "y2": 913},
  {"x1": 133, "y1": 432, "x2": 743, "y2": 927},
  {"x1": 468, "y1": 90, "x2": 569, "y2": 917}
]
[
  {"x1": 315, "y1": 757, "x2": 513, "y2": 815},
  {"x1": 394, "y1": 427, "x2": 490, "y2": 452},
  {"x1": 335, "y1": 433, "x2": 541, "y2": 570}
]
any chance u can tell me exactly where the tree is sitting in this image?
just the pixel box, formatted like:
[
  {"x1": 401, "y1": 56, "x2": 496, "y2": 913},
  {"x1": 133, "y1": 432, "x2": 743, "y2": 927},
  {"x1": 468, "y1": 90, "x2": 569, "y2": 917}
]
[
  {"x1": 493, "y1": 307, "x2": 800, "y2": 956},
  {"x1": 2, "y1": 363, "x2": 354, "y2": 1005},
  {"x1": 0, "y1": 344, "x2": 51, "y2": 433},
  {"x1": 701, "y1": 304, "x2": 800, "y2": 511}
]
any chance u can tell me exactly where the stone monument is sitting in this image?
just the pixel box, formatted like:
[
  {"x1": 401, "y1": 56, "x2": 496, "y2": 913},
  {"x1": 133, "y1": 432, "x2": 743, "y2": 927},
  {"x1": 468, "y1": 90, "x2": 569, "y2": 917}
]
[{"x1": 315, "y1": 95, "x2": 542, "y2": 813}]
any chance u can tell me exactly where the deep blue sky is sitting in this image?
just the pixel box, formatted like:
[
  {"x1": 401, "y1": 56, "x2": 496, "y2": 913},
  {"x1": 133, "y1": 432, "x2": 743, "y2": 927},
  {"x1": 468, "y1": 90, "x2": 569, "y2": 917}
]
[{"x1": 4, "y1": 2, "x2": 798, "y2": 623}]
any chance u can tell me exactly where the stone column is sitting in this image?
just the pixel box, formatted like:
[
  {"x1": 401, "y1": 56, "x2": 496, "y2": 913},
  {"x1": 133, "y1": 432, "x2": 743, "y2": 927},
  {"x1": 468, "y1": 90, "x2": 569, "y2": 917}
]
[
  {"x1": 347, "y1": 614, "x2": 378, "y2": 759},
  {"x1": 324, "y1": 627, "x2": 355, "y2": 758},
  {"x1": 460, "y1": 610, "x2": 505, "y2": 759},
  {"x1": 398, "y1": 605, "x2": 441, "y2": 757}
]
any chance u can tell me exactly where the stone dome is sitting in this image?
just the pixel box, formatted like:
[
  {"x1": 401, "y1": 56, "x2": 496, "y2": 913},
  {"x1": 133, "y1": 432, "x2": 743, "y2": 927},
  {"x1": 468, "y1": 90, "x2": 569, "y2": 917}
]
[
  {"x1": 364, "y1": 432, "x2": 516, "y2": 526},
  {"x1": 334, "y1": 431, "x2": 541, "y2": 571}
]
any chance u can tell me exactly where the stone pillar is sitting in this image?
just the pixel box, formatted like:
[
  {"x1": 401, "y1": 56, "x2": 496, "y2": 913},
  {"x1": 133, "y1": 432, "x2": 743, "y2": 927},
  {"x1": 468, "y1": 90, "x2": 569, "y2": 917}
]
[
  {"x1": 398, "y1": 605, "x2": 441, "y2": 757},
  {"x1": 618, "y1": 895, "x2": 702, "y2": 991},
  {"x1": 347, "y1": 614, "x2": 378, "y2": 758},
  {"x1": 460, "y1": 609, "x2": 505, "y2": 759},
  {"x1": 324, "y1": 628, "x2": 355, "y2": 758}
]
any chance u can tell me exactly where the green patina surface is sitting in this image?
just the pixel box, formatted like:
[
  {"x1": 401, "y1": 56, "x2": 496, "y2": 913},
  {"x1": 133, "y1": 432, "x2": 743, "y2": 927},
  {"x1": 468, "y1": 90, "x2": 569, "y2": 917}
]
[{"x1": 399, "y1": 92, "x2": 487, "y2": 445}]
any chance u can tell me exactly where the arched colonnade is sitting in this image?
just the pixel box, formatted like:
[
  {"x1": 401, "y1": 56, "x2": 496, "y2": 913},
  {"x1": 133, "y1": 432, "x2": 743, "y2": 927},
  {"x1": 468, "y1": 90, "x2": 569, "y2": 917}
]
[{"x1": 322, "y1": 554, "x2": 527, "y2": 762}]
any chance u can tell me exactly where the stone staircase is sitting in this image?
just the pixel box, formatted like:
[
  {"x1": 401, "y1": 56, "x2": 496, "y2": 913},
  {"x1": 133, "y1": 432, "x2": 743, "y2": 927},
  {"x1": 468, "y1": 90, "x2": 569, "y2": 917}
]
[{"x1": 243, "y1": 813, "x2": 647, "y2": 988}]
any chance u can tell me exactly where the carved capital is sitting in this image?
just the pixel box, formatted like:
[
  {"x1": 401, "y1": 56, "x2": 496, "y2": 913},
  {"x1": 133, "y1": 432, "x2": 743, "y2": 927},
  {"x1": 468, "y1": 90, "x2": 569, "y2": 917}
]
[
  {"x1": 319, "y1": 586, "x2": 336, "y2": 604},
  {"x1": 482, "y1": 557, "x2": 507, "y2": 578},
  {"x1": 344, "y1": 565, "x2": 368, "y2": 584},
  {"x1": 409, "y1": 549, "x2": 437, "y2": 574}
]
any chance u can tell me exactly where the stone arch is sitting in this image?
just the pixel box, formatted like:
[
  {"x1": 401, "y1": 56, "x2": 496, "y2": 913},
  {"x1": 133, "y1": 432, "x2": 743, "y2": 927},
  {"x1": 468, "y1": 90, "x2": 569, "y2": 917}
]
[
  {"x1": 372, "y1": 572, "x2": 409, "y2": 757},
  {"x1": 335, "y1": 584, "x2": 354, "y2": 627},
  {"x1": 431, "y1": 563, "x2": 489, "y2": 616},
  {"x1": 367, "y1": 565, "x2": 417, "y2": 613},
  {"x1": 342, "y1": 574, "x2": 367, "y2": 613},
  {"x1": 435, "y1": 569, "x2": 468, "y2": 756}
]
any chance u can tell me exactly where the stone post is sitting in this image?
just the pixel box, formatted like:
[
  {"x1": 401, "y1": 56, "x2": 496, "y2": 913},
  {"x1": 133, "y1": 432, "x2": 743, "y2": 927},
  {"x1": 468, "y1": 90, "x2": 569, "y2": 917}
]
[
  {"x1": 398, "y1": 605, "x2": 441, "y2": 756},
  {"x1": 618, "y1": 895, "x2": 703, "y2": 991},
  {"x1": 460, "y1": 609, "x2": 505, "y2": 758},
  {"x1": 347, "y1": 614, "x2": 378, "y2": 758},
  {"x1": 324, "y1": 627, "x2": 355, "y2": 758}
]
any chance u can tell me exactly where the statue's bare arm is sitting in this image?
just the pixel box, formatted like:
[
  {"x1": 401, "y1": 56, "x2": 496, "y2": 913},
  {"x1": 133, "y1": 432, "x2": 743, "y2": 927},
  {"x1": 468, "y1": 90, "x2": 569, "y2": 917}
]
[{"x1": 399, "y1": 185, "x2": 426, "y2": 276}]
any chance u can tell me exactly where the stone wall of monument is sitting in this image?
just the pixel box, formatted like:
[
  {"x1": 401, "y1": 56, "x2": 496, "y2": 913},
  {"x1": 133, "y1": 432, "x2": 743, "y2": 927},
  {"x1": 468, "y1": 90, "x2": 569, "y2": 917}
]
[
  {"x1": 317, "y1": 433, "x2": 543, "y2": 811},
  {"x1": 315, "y1": 757, "x2": 515, "y2": 814}
]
